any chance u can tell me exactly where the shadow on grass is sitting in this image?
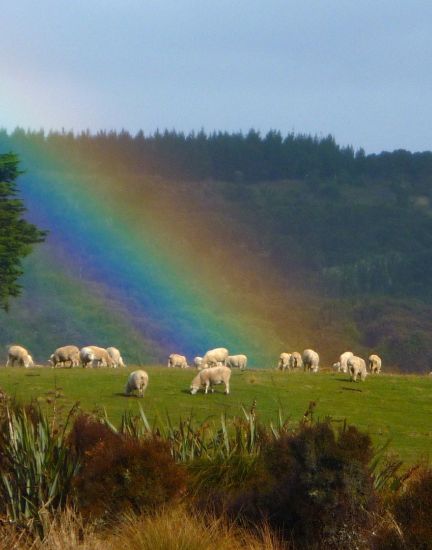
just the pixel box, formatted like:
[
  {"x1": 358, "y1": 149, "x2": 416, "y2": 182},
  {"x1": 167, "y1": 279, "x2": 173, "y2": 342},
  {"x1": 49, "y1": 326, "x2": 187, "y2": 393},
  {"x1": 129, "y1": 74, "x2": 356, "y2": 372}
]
[{"x1": 341, "y1": 386, "x2": 363, "y2": 392}]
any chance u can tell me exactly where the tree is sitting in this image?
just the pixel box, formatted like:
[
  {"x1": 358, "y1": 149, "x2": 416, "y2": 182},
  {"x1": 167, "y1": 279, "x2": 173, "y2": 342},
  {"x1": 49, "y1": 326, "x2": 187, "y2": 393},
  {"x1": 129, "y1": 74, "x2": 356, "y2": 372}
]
[{"x1": 0, "y1": 153, "x2": 46, "y2": 309}]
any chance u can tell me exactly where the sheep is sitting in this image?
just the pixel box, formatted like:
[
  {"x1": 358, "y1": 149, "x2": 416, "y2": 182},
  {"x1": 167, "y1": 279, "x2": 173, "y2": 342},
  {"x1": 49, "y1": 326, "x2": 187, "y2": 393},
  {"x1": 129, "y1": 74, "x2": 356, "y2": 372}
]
[
  {"x1": 226, "y1": 354, "x2": 247, "y2": 370},
  {"x1": 348, "y1": 356, "x2": 368, "y2": 382},
  {"x1": 107, "y1": 347, "x2": 125, "y2": 368},
  {"x1": 6, "y1": 345, "x2": 34, "y2": 368},
  {"x1": 168, "y1": 353, "x2": 189, "y2": 368},
  {"x1": 190, "y1": 365, "x2": 231, "y2": 395},
  {"x1": 339, "y1": 351, "x2": 354, "y2": 373},
  {"x1": 49, "y1": 345, "x2": 80, "y2": 368},
  {"x1": 289, "y1": 351, "x2": 303, "y2": 370},
  {"x1": 302, "y1": 349, "x2": 320, "y2": 372},
  {"x1": 193, "y1": 356, "x2": 203, "y2": 369},
  {"x1": 332, "y1": 361, "x2": 341, "y2": 371},
  {"x1": 278, "y1": 352, "x2": 291, "y2": 370},
  {"x1": 125, "y1": 370, "x2": 149, "y2": 397},
  {"x1": 201, "y1": 347, "x2": 228, "y2": 369},
  {"x1": 80, "y1": 346, "x2": 113, "y2": 368},
  {"x1": 368, "y1": 354, "x2": 382, "y2": 374}
]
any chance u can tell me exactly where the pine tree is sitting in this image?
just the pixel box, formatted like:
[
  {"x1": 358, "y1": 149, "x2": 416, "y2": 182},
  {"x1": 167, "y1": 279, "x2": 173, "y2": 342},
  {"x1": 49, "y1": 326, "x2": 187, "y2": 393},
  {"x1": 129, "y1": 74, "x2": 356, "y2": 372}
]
[{"x1": 0, "y1": 153, "x2": 46, "y2": 309}]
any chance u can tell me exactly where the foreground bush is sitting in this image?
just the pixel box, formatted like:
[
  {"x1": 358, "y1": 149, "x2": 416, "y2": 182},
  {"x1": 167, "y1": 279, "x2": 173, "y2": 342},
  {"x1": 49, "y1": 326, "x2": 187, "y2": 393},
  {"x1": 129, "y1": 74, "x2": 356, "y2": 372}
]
[
  {"x1": 70, "y1": 414, "x2": 187, "y2": 521},
  {"x1": 373, "y1": 467, "x2": 432, "y2": 549},
  {"x1": 228, "y1": 421, "x2": 376, "y2": 549},
  {"x1": 0, "y1": 402, "x2": 79, "y2": 534}
]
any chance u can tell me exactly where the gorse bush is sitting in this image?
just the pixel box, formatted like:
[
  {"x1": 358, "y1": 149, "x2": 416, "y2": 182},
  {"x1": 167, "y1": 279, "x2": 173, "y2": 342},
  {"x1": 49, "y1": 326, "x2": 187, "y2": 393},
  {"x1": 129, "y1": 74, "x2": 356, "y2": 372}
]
[{"x1": 229, "y1": 421, "x2": 377, "y2": 549}]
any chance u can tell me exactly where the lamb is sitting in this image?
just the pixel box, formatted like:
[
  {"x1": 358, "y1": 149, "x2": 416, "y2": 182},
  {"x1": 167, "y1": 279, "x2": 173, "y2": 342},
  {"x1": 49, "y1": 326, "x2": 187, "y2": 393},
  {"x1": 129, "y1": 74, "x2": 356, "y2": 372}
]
[
  {"x1": 6, "y1": 345, "x2": 34, "y2": 368},
  {"x1": 190, "y1": 365, "x2": 231, "y2": 395},
  {"x1": 332, "y1": 361, "x2": 341, "y2": 371},
  {"x1": 49, "y1": 345, "x2": 80, "y2": 368},
  {"x1": 193, "y1": 356, "x2": 203, "y2": 369},
  {"x1": 80, "y1": 346, "x2": 113, "y2": 368},
  {"x1": 107, "y1": 347, "x2": 125, "y2": 368},
  {"x1": 168, "y1": 353, "x2": 189, "y2": 368},
  {"x1": 278, "y1": 352, "x2": 292, "y2": 371},
  {"x1": 348, "y1": 356, "x2": 368, "y2": 382},
  {"x1": 339, "y1": 351, "x2": 354, "y2": 373},
  {"x1": 289, "y1": 351, "x2": 303, "y2": 370},
  {"x1": 226, "y1": 354, "x2": 247, "y2": 370},
  {"x1": 302, "y1": 349, "x2": 320, "y2": 372},
  {"x1": 125, "y1": 370, "x2": 149, "y2": 397},
  {"x1": 368, "y1": 354, "x2": 382, "y2": 374},
  {"x1": 201, "y1": 347, "x2": 229, "y2": 369}
]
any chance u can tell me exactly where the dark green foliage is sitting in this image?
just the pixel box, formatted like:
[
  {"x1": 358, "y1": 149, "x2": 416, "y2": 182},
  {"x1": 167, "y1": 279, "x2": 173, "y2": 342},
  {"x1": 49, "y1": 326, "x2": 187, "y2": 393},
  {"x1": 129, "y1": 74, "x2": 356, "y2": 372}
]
[
  {"x1": 69, "y1": 414, "x2": 187, "y2": 522},
  {"x1": 0, "y1": 153, "x2": 46, "y2": 309},
  {"x1": 229, "y1": 421, "x2": 376, "y2": 549}
]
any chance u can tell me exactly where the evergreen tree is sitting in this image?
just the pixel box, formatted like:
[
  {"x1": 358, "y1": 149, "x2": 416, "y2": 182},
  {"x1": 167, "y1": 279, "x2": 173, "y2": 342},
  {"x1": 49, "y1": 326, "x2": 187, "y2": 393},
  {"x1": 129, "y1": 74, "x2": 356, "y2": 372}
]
[{"x1": 0, "y1": 153, "x2": 46, "y2": 309}]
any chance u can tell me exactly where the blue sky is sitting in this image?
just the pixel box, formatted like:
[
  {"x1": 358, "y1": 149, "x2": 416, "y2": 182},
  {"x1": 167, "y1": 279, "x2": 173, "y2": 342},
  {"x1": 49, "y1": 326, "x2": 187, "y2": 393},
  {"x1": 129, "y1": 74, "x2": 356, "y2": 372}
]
[{"x1": 2, "y1": 0, "x2": 432, "y2": 152}]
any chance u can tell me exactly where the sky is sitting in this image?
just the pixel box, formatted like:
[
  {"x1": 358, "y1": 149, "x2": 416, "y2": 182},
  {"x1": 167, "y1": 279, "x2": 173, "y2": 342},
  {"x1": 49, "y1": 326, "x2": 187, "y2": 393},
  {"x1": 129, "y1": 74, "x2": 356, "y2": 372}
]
[{"x1": 1, "y1": 0, "x2": 432, "y2": 153}]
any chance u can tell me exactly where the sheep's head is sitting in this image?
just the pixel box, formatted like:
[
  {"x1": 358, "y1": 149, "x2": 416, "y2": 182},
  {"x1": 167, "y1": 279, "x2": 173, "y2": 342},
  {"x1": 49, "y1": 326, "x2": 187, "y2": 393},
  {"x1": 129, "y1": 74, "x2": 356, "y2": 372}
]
[
  {"x1": 25, "y1": 355, "x2": 34, "y2": 368},
  {"x1": 190, "y1": 385, "x2": 200, "y2": 395}
]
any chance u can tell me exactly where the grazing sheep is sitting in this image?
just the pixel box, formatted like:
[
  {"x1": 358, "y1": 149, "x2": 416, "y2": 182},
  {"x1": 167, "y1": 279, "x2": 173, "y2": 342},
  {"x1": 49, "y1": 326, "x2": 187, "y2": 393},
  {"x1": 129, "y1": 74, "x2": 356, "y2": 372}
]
[
  {"x1": 348, "y1": 356, "x2": 368, "y2": 382},
  {"x1": 6, "y1": 345, "x2": 34, "y2": 368},
  {"x1": 193, "y1": 356, "x2": 203, "y2": 369},
  {"x1": 107, "y1": 347, "x2": 125, "y2": 368},
  {"x1": 80, "y1": 346, "x2": 113, "y2": 368},
  {"x1": 168, "y1": 353, "x2": 189, "y2": 368},
  {"x1": 49, "y1": 345, "x2": 80, "y2": 368},
  {"x1": 289, "y1": 351, "x2": 303, "y2": 370},
  {"x1": 302, "y1": 349, "x2": 320, "y2": 372},
  {"x1": 339, "y1": 351, "x2": 354, "y2": 373},
  {"x1": 332, "y1": 361, "x2": 341, "y2": 371},
  {"x1": 190, "y1": 365, "x2": 231, "y2": 395},
  {"x1": 201, "y1": 347, "x2": 229, "y2": 369},
  {"x1": 226, "y1": 354, "x2": 247, "y2": 370},
  {"x1": 125, "y1": 370, "x2": 149, "y2": 397},
  {"x1": 368, "y1": 354, "x2": 382, "y2": 374},
  {"x1": 278, "y1": 352, "x2": 292, "y2": 371}
]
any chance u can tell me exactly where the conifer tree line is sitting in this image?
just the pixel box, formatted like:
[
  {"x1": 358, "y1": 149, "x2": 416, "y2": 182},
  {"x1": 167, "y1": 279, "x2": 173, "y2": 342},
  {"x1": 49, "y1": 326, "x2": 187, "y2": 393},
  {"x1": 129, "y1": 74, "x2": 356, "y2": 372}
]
[{"x1": 2, "y1": 127, "x2": 432, "y2": 183}]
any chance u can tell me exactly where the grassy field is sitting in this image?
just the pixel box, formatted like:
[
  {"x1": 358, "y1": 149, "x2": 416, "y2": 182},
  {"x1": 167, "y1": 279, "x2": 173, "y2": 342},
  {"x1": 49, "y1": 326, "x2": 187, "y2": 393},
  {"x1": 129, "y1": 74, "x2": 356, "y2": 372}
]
[{"x1": 0, "y1": 366, "x2": 431, "y2": 464}]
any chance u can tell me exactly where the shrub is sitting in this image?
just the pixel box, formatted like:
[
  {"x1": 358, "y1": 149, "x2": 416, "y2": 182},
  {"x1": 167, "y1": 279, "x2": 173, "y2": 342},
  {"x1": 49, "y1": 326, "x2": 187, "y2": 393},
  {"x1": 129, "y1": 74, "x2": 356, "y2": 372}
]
[
  {"x1": 373, "y1": 467, "x2": 432, "y2": 549},
  {"x1": 70, "y1": 414, "x2": 187, "y2": 521},
  {"x1": 229, "y1": 421, "x2": 376, "y2": 549}
]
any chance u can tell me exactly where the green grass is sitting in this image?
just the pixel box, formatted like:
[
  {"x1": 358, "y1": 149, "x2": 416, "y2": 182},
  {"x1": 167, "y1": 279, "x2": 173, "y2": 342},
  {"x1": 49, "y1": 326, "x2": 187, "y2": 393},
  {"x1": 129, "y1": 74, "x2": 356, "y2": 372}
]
[{"x1": 0, "y1": 366, "x2": 431, "y2": 464}]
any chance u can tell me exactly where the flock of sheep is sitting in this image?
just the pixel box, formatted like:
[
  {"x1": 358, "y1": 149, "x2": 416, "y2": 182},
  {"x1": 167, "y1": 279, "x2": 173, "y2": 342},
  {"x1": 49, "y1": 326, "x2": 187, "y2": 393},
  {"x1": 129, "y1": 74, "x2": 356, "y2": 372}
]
[
  {"x1": 3, "y1": 344, "x2": 382, "y2": 398},
  {"x1": 278, "y1": 349, "x2": 382, "y2": 382}
]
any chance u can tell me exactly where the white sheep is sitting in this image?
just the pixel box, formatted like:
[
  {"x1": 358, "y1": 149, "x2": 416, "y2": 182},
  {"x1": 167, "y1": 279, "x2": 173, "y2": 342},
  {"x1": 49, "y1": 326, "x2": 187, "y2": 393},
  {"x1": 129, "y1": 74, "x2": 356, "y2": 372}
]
[
  {"x1": 332, "y1": 361, "x2": 341, "y2": 371},
  {"x1": 226, "y1": 354, "x2": 247, "y2": 370},
  {"x1": 125, "y1": 370, "x2": 149, "y2": 397},
  {"x1": 80, "y1": 346, "x2": 113, "y2": 368},
  {"x1": 289, "y1": 351, "x2": 303, "y2": 370},
  {"x1": 107, "y1": 347, "x2": 125, "y2": 368},
  {"x1": 339, "y1": 351, "x2": 354, "y2": 373},
  {"x1": 193, "y1": 356, "x2": 203, "y2": 369},
  {"x1": 278, "y1": 352, "x2": 291, "y2": 371},
  {"x1": 49, "y1": 345, "x2": 80, "y2": 368},
  {"x1": 368, "y1": 354, "x2": 382, "y2": 374},
  {"x1": 348, "y1": 356, "x2": 368, "y2": 382},
  {"x1": 6, "y1": 345, "x2": 34, "y2": 368},
  {"x1": 190, "y1": 365, "x2": 231, "y2": 395},
  {"x1": 302, "y1": 349, "x2": 320, "y2": 372},
  {"x1": 168, "y1": 353, "x2": 189, "y2": 368},
  {"x1": 201, "y1": 347, "x2": 228, "y2": 369}
]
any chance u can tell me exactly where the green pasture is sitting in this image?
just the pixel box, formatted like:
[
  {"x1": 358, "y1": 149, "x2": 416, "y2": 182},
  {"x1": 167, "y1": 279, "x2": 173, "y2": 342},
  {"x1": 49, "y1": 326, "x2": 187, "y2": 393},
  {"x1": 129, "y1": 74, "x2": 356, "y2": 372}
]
[{"x1": 0, "y1": 366, "x2": 431, "y2": 464}]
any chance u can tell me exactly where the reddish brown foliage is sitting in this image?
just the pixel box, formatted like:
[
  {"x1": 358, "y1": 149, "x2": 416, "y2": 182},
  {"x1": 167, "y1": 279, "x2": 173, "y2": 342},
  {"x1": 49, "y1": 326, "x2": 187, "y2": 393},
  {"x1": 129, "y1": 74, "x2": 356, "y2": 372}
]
[{"x1": 70, "y1": 414, "x2": 187, "y2": 521}]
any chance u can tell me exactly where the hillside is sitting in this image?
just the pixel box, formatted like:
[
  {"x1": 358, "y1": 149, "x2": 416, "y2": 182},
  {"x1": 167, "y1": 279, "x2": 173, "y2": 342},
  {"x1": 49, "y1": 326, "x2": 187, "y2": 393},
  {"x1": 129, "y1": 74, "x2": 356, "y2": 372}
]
[{"x1": 1, "y1": 129, "x2": 432, "y2": 371}]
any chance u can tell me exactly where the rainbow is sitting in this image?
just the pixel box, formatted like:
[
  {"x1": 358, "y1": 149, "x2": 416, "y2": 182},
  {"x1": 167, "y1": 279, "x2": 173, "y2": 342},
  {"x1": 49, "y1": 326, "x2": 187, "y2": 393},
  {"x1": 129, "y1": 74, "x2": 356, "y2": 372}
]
[{"x1": 0, "y1": 133, "x2": 311, "y2": 365}]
